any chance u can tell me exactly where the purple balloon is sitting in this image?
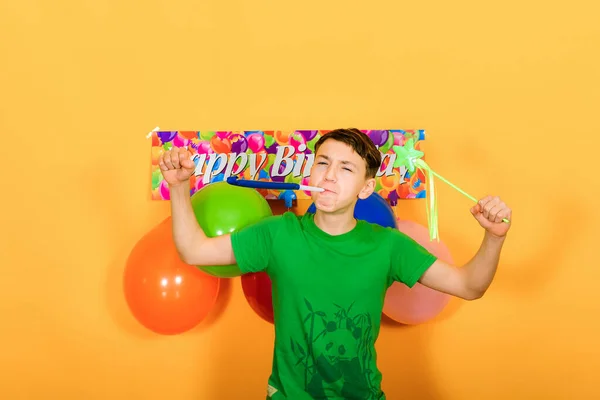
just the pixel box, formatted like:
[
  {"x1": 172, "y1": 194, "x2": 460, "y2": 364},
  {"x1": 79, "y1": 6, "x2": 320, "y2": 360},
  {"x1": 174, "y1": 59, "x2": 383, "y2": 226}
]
[
  {"x1": 388, "y1": 190, "x2": 399, "y2": 206},
  {"x1": 297, "y1": 130, "x2": 318, "y2": 141},
  {"x1": 266, "y1": 142, "x2": 279, "y2": 154},
  {"x1": 368, "y1": 130, "x2": 388, "y2": 147},
  {"x1": 158, "y1": 131, "x2": 177, "y2": 143},
  {"x1": 230, "y1": 134, "x2": 248, "y2": 154},
  {"x1": 269, "y1": 162, "x2": 288, "y2": 182}
]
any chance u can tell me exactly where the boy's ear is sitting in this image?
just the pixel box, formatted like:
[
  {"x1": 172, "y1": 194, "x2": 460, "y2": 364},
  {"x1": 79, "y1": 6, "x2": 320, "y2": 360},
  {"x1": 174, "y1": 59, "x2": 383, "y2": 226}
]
[{"x1": 358, "y1": 178, "x2": 376, "y2": 199}]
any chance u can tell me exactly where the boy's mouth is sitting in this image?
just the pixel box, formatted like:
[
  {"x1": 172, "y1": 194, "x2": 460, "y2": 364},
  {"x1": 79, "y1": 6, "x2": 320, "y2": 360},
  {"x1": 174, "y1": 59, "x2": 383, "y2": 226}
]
[{"x1": 320, "y1": 188, "x2": 336, "y2": 195}]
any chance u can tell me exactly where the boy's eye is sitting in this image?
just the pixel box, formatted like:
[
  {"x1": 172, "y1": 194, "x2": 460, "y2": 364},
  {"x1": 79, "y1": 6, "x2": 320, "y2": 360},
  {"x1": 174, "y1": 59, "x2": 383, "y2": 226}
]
[
  {"x1": 342, "y1": 167, "x2": 353, "y2": 172},
  {"x1": 317, "y1": 161, "x2": 327, "y2": 165}
]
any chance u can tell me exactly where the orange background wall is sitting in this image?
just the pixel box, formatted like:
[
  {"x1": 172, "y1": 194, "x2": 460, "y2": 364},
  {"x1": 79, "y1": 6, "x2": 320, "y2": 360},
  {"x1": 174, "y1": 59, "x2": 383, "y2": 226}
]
[{"x1": 1, "y1": 1, "x2": 599, "y2": 399}]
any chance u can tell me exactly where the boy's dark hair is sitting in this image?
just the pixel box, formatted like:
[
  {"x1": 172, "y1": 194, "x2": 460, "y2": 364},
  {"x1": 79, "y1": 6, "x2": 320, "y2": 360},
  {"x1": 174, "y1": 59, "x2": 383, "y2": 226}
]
[{"x1": 314, "y1": 128, "x2": 382, "y2": 178}]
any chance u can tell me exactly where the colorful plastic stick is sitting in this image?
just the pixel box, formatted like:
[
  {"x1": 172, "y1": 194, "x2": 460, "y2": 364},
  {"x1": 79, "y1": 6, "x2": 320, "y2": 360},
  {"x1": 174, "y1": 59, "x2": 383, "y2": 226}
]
[{"x1": 393, "y1": 138, "x2": 510, "y2": 241}]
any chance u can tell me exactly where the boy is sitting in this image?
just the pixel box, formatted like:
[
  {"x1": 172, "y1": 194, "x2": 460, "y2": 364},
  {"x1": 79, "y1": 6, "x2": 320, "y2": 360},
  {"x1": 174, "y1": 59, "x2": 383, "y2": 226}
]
[{"x1": 158, "y1": 128, "x2": 512, "y2": 399}]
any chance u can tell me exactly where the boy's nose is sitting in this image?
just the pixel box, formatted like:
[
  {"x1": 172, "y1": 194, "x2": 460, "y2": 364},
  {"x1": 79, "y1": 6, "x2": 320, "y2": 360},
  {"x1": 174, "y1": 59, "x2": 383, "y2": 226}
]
[{"x1": 324, "y1": 166, "x2": 337, "y2": 181}]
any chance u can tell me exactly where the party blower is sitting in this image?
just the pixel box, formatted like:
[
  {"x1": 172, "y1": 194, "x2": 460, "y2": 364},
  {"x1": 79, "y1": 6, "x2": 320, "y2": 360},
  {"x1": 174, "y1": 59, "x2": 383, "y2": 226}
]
[
  {"x1": 226, "y1": 176, "x2": 324, "y2": 192},
  {"x1": 226, "y1": 176, "x2": 324, "y2": 208}
]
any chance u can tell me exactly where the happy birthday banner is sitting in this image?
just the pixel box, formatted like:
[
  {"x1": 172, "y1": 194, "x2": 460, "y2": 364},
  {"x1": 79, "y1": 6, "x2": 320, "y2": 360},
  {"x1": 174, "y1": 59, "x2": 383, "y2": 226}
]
[{"x1": 150, "y1": 129, "x2": 428, "y2": 204}]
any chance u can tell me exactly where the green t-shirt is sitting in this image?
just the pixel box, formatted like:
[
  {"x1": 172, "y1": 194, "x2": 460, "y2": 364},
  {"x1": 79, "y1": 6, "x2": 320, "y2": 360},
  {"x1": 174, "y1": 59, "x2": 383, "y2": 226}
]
[{"x1": 230, "y1": 211, "x2": 437, "y2": 399}]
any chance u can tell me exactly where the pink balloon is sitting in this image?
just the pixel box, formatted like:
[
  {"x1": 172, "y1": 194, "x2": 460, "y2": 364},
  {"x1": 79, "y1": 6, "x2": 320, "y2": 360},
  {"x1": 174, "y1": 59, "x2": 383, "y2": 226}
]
[
  {"x1": 301, "y1": 177, "x2": 312, "y2": 196},
  {"x1": 159, "y1": 180, "x2": 170, "y2": 200},
  {"x1": 195, "y1": 179, "x2": 206, "y2": 191},
  {"x1": 382, "y1": 219, "x2": 454, "y2": 325},
  {"x1": 216, "y1": 131, "x2": 231, "y2": 139},
  {"x1": 247, "y1": 133, "x2": 265, "y2": 153},
  {"x1": 393, "y1": 132, "x2": 406, "y2": 146},
  {"x1": 173, "y1": 135, "x2": 189, "y2": 147},
  {"x1": 289, "y1": 132, "x2": 306, "y2": 152},
  {"x1": 197, "y1": 141, "x2": 213, "y2": 155}
]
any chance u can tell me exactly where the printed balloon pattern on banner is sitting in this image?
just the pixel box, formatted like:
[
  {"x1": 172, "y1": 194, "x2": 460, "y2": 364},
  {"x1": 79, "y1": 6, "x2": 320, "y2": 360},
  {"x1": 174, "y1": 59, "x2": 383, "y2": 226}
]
[{"x1": 150, "y1": 129, "x2": 427, "y2": 205}]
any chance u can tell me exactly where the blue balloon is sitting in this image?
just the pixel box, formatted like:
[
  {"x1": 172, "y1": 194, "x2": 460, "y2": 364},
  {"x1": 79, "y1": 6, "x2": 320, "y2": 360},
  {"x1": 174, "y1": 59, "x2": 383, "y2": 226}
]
[
  {"x1": 278, "y1": 190, "x2": 297, "y2": 209},
  {"x1": 307, "y1": 192, "x2": 396, "y2": 228},
  {"x1": 211, "y1": 173, "x2": 225, "y2": 183}
]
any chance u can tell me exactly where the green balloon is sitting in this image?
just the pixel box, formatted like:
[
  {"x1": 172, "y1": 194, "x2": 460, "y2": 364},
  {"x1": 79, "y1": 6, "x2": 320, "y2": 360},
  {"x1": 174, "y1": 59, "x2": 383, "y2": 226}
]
[
  {"x1": 285, "y1": 172, "x2": 302, "y2": 185},
  {"x1": 151, "y1": 169, "x2": 162, "y2": 190},
  {"x1": 264, "y1": 134, "x2": 275, "y2": 148},
  {"x1": 266, "y1": 153, "x2": 277, "y2": 170},
  {"x1": 306, "y1": 135, "x2": 320, "y2": 152},
  {"x1": 200, "y1": 131, "x2": 216, "y2": 141},
  {"x1": 375, "y1": 179, "x2": 383, "y2": 192},
  {"x1": 190, "y1": 181, "x2": 273, "y2": 278},
  {"x1": 379, "y1": 132, "x2": 394, "y2": 154},
  {"x1": 198, "y1": 265, "x2": 243, "y2": 278}
]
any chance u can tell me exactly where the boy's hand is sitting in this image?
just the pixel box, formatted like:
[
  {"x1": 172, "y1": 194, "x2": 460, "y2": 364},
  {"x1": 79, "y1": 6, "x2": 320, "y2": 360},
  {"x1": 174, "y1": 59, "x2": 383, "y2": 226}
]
[
  {"x1": 470, "y1": 196, "x2": 512, "y2": 238},
  {"x1": 158, "y1": 147, "x2": 195, "y2": 187}
]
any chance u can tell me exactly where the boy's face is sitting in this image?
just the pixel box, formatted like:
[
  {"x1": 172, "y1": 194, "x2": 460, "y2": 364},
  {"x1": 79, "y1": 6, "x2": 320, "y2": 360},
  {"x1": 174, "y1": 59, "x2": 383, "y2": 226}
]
[{"x1": 309, "y1": 139, "x2": 376, "y2": 213}]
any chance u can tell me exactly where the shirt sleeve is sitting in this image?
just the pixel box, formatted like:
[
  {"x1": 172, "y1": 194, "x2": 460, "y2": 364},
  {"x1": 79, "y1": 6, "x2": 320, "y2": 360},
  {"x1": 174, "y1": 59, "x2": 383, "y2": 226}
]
[
  {"x1": 230, "y1": 215, "x2": 283, "y2": 274},
  {"x1": 389, "y1": 229, "x2": 438, "y2": 287}
]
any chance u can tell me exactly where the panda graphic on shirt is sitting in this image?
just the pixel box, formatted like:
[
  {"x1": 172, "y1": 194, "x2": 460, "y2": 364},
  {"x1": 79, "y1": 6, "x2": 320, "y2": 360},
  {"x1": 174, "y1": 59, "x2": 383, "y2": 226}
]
[{"x1": 289, "y1": 299, "x2": 381, "y2": 399}]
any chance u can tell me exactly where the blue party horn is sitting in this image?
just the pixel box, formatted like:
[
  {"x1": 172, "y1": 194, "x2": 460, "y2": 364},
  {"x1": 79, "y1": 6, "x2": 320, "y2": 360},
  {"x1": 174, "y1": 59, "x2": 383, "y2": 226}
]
[{"x1": 226, "y1": 176, "x2": 324, "y2": 192}]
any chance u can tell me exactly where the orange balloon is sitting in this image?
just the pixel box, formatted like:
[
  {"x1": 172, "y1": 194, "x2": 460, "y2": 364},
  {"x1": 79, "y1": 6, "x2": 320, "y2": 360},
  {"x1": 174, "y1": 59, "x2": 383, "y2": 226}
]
[
  {"x1": 189, "y1": 174, "x2": 197, "y2": 190},
  {"x1": 397, "y1": 182, "x2": 410, "y2": 198},
  {"x1": 179, "y1": 131, "x2": 198, "y2": 140},
  {"x1": 378, "y1": 188, "x2": 390, "y2": 199},
  {"x1": 380, "y1": 170, "x2": 401, "y2": 191},
  {"x1": 151, "y1": 147, "x2": 164, "y2": 165},
  {"x1": 124, "y1": 217, "x2": 220, "y2": 335},
  {"x1": 151, "y1": 189, "x2": 162, "y2": 200},
  {"x1": 151, "y1": 132, "x2": 160, "y2": 147},
  {"x1": 210, "y1": 135, "x2": 232, "y2": 153},
  {"x1": 274, "y1": 130, "x2": 291, "y2": 145}
]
